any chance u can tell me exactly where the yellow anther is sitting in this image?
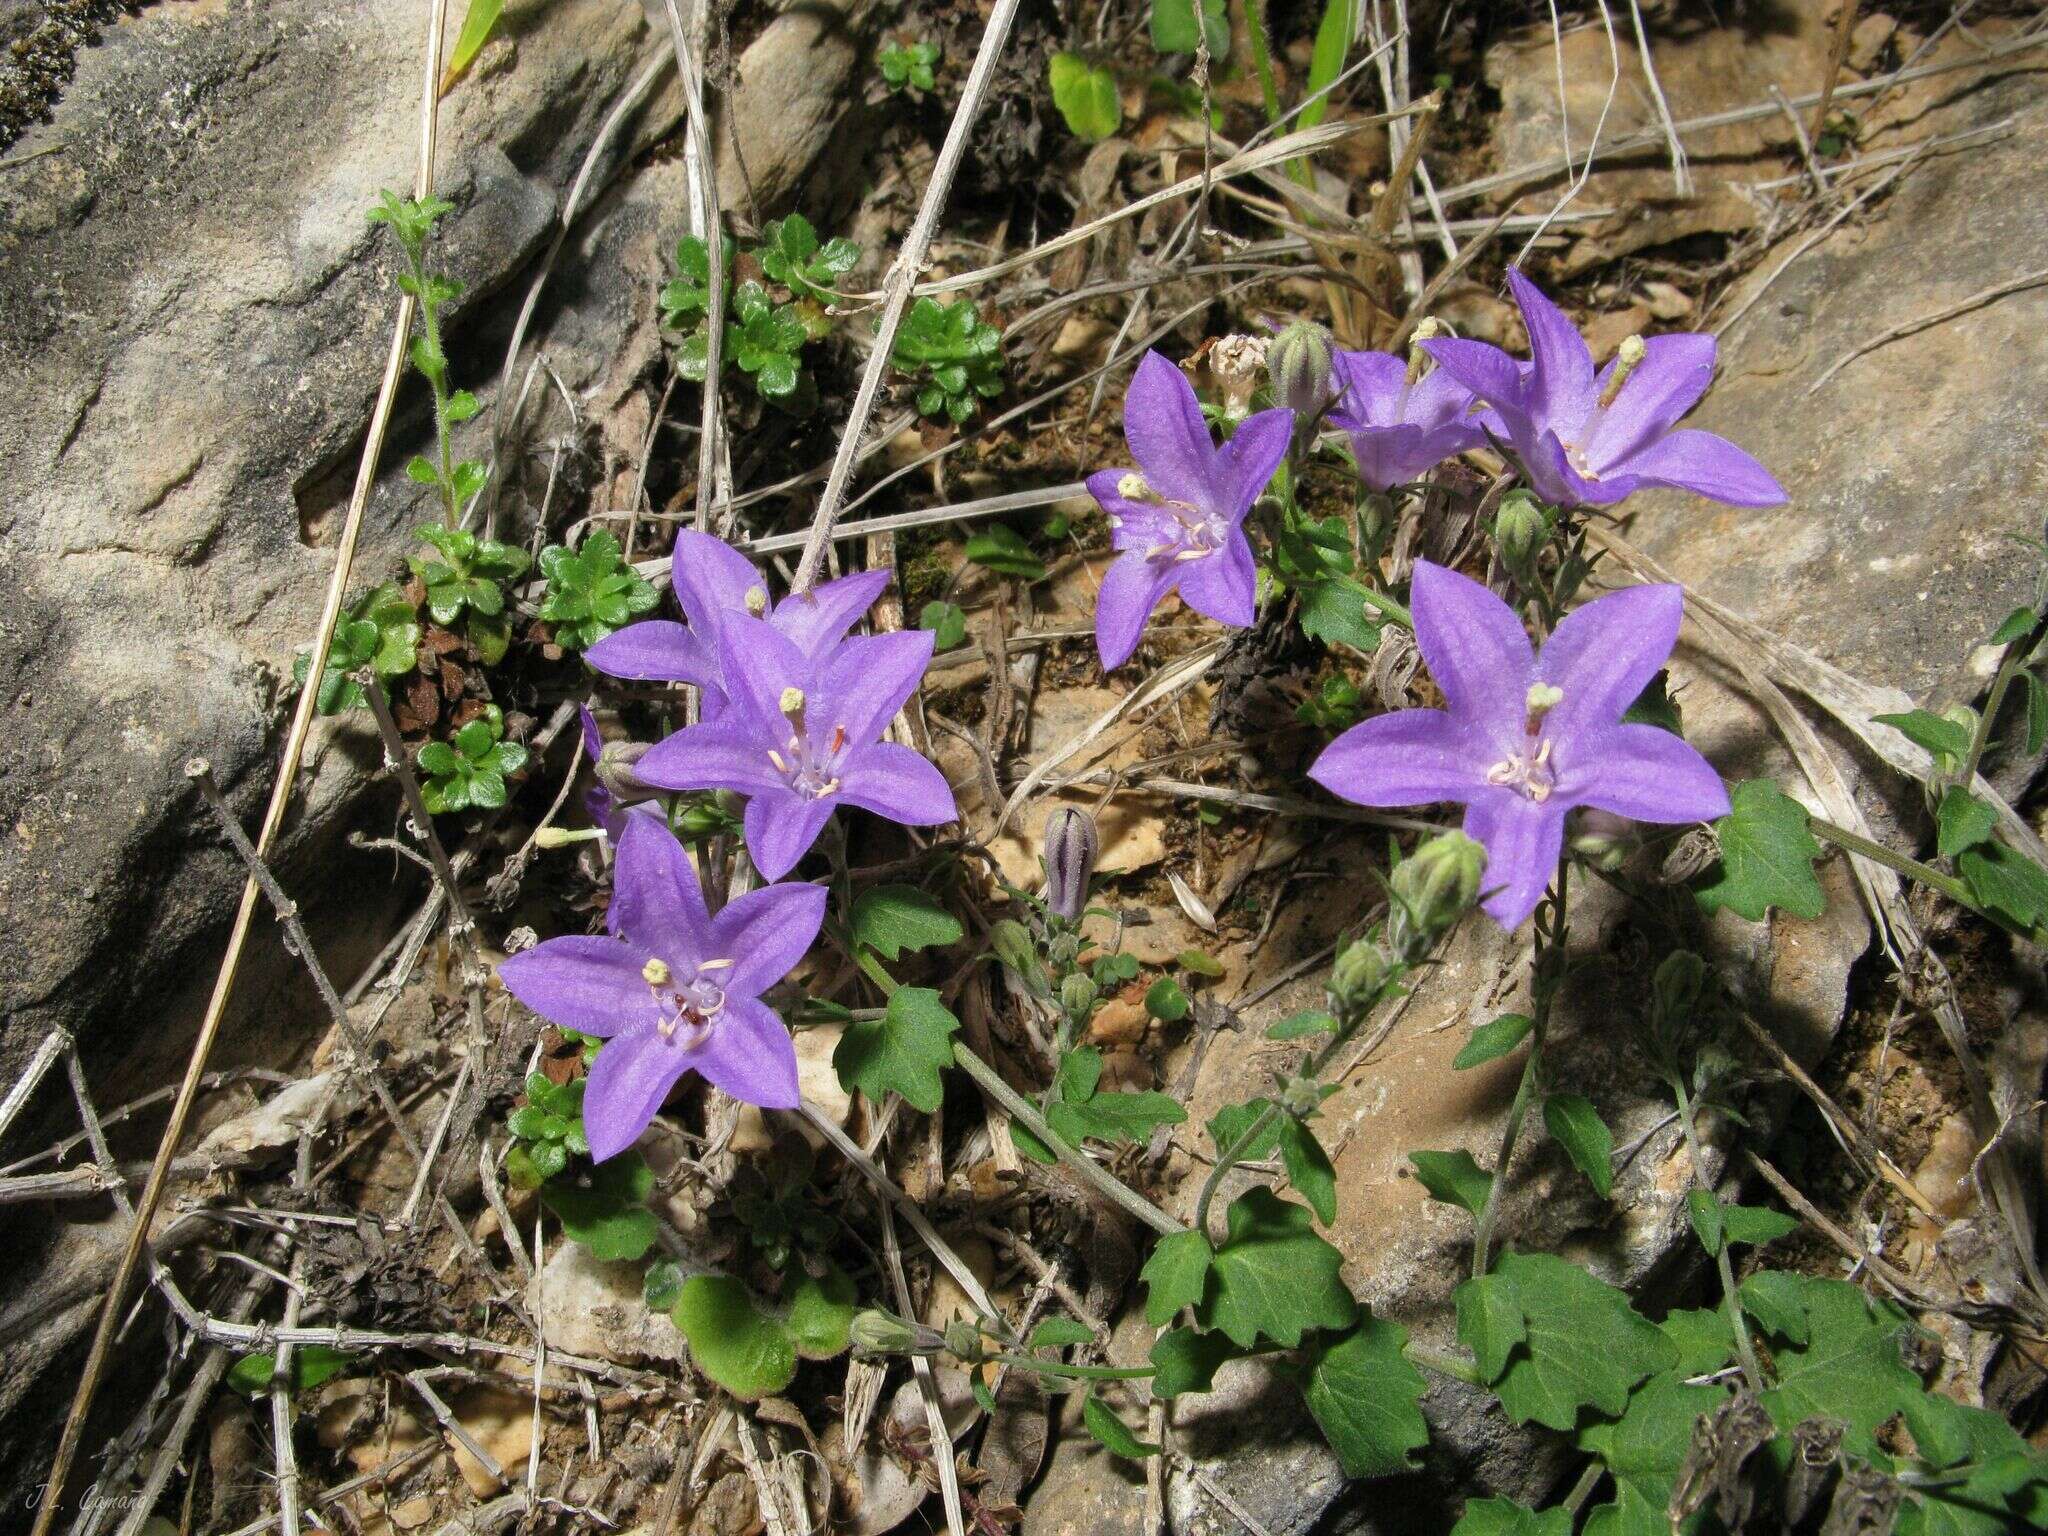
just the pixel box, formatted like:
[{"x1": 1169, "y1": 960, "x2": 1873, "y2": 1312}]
[
  {"x1": 745, "y1": 585, "x2": 769, "y2": 616},
  {"x1": 642, "y1": 957, "x2": 672, "y2": 987}
]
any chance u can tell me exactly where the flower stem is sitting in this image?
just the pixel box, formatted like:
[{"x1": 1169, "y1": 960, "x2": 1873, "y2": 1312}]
[
  {"x1": 988, "y1": 1353, "x2": 1154, "y2": 1382},
  {"x1": 1354, "y1": 580, "x2": 1413, "y2": 631},
  {"x1": 1960, "y1": 622, "x2": 2034, "y2": 788},
  {"x1": 1668, "y1": 1072, "x2": 1765, "y2": 1393},
  {"x1": 1807, "y1": 815, "x2": 2048, "y2": 946}
]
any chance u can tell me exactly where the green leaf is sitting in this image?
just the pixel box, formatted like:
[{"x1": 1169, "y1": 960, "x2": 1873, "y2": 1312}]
[
  {"x1": 1695, "y1": 779, "x2": 1827, "y2": 922},
  {"x1": 227, "y1": 1344, "x2": 357, "y2": 1398},
  {"x1": 1082, "y1": 1392, "x2": 1160, "y2": 1458},
  {"x1": 1874, "y1": 708, "x2": 1974, "y2": 761},
  {"x1": 539, "y1": 1152, "x2": 659, "y2": 1261},
  {"x1": 1937, "y1": 785, "x2": 1998, "y2": 859},
  {"x1": 1208, "y1": 1100, "x2": 1283, "y2": 1161},
  {"x1": 1055, "y1": 1046, "x2": 1103, "y2": 1103},
  {"x1": 850, "y1": 884, "x2": 963, "y2": 961},
  {"x1": 1276, "y1": 1114, "x2": 1338, "y2": 1225},
  {"x1": 1296, "y1": 576, "x2": 1383, "y2": 653},
  {"x1": 965, "y1": 524, "x2": 1046, "y2": 582},
  {"x1": 1685, "y1": 1189, "x2": 1725, "y2": 1255},
  {"x1": 1657, "y1": 1307, "x2": 1737, "y2": 1376},
  {"x1": 1621, "y1": 670, "x2": 1683, "y2": 733},
  {"x1": 1029, "y1": 1317, "x2": 1096, "y2": 1350},
  {"x1": 1197, "y1": 1187, "x2": 1356, "y2": 1348},
  {"x1": 1149, "y1": 0, "x2": 1229, "y2": 59},
  {"x1": 919, "y1": 600, "x2": 967, "y2": 651},
  {"x1": 1149, "y1": 1326, "x2": 1238, "y2": 1397},
  {"x1": 1990, "y1": 606, "x2": 2037, "y2": 645},
  {"x1": 672, "y1": 1275, "x2": 797, "y2": 1400},
  {"x1": 1268, "y1": 1010, "x2": 1337, "y2": 1042},
  {"x1": 1049, "y1": 1089, "x2": 1187, "y2": 1146},
  {"x1": 833, "y1": 986, "x2": 960, "y2": 1113},
  {"x1": 1454, "y1": 1013, "x2": 1534, "y2": 1070},
  {"x1": 1688, "y1": 1193, "x2": 1797, "y2": 1256},
  {"x1": 1299, "y1": 0, "x2": 1356, "y2": 133},
  {"x1": 643, "y1": 1258, "x2": 685, "y2": 1312},
  {"x1": 1755, "y1": 1276, "x2": 1919, "y2": 1458},
  {"x1": 2024, "y1": 671, "x2": 2048, "y2": 757},
  {"x1": 1141, "y1": 1229, "x2": 1214, "y2": 1325},
  {"x1": 1454, "y1": 1273, "x2": 1526, "y2": 1382},
  {"x1": 1177, "y1": 949, "x2": 1224, "y2": 977},
  {"x1": 446, "y1": 0, "x2": 505, "y2": 79},
  {"x1": 1408, "y1": 1149, "x2": 1492, "y2": 1215},
  {"x1": 1455, "y1": 1252, "x2": 1676, "y2": 1431},
  {"x1": 1575, "y1": 1368, "x2": 1732, "y2": 1536},
  {"x1": 1144, "y1": 975, "x2": 1189, "y2": 1021},
  {"x1": 417, "y1": 740, "x2": 462, "y2": 777},
  {"x1": 1542, "y1": 1093, "x2": 1614, "y2": 1198},
  {"x1": 1736, "y1": 1269, "x2": 1810, "y2": 1345},
  {"x1": 1958, "y1": 839, "x2": 2048, "y2": 929},
  {"x1": 1450, "y1": 1500, "x2": 1574, "y2": 1536},
  {"x1": 1299, "y1": 1313, "x2": 1429, "y2": 1480},
  {"x1": 1048, "y1": 53, "x2": 1122, "y2": 141},
  {"x1": 785, "y1": 1261, "x2": 858, "y2": 1359}
]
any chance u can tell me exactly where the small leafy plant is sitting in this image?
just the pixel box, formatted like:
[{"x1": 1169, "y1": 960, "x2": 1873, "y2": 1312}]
[
  {"x1": 1048, "y1": 53, "x2": 1122, "y2": 141},
  {"x1": 757, "y1": 213, "x2": 860, "y2": 310},
  {"x1": 538, "y1": 528, "x2": 657, "y2": 652},
  {"x1": 293, "y1": 583, "x2": 419, "y2": 715},
  {"x1": 890, "y1": 296, "x2": 1004, "y2": 423},
  {"x1": 409, "y1": 525, "x2": 530, "y2": 665},
  {"x1": 878, "y1": 38, "x2": 939, "y2": 95},
  {"x1": 505, "y1": 1071, "x2": 590, "y2": 1186},
  {"x1": 417, "y1": 704, "x2": 528, "y2": 814},
  {"x1": 660, "y1": 226, "x2": 861, "y2": 409}
]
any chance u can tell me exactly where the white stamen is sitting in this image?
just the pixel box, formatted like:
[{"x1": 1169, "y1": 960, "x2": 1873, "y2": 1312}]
[
  {"x1": 699, "y1": 957, "x2": 735, "y2": 971},
  {"x1": 1598, "y1": 334, "x2": 1647, "y2": 410}
]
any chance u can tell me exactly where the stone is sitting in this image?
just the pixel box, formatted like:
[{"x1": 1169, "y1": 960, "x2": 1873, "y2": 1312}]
[{"x1": 527, "y1": 1242, "x2": 688, "y2": 1366}]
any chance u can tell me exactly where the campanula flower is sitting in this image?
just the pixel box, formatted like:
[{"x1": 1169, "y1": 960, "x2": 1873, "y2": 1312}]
[
  {"x1": 1308, "y1": 561, "x2": 1729, "y2": 929},
  {"x1": 1421, "y1": 270, "x2": 1785, "y2": 510},
  {"x1": 1327, "y1": 332, "x2": 1486, "y2": 492},
  {"x1": 497, "y1": 814, "x2": 826, "y2": 1161},
  {"x1": 585, "y1": 529, "x2": 890, "y2": 710},
  {"x1": 1086, "y1": 351, "x2": 1293, "y2": 670},
  {"x1": 634, "y1": 615, "x2": 956, "y2": 879}
]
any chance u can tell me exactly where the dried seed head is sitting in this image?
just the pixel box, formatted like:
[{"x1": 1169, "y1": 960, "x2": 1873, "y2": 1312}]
[
  {"x1": 1406, "y1": 317, "x2": 1444, "y2": 385},
  {"x1": 1117, "y1": 472, "x2": 1161, "y2": 504},
  {"x1": 1210, "y1": 333, "x2": 1269, "y2": 419},
  {"x1": 1041, "y1": 805, "x2": 1100, "y2": 922},
  {"x1": 596, "y1": 739, "x2": 660, "y2": 805}
]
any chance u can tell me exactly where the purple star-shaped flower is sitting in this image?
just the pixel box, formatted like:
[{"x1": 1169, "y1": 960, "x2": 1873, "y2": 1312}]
[
  {"x1": 584, "y1": 529, "x2": 890, "y2": 711},
  {"x1": 1308, "y1": 560, "x2": 1730, "y2": 929},
  {"x1": 634, "y1": 615, "x2": 956, "y2": 880},
  {"x1": 1327, "y1": 346, "x2": 1486, "y2": 492},
  {"x1": 497, "y1": 814, "x2": 826, "y2": 1162},
  {"x1": 1421, "y1": 270, "x2": 1786, "y2": 510},
  {"x1": 1086, "y1": 351, "x2": 1293, "y2": 670}
]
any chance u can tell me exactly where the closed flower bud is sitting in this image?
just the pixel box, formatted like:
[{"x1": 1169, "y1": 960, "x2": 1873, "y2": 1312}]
[
  {"x1": 1042, "y1": 806, "x2": 1099, "y2": 922},
  {"x1": 850, "y1": 1309, "x2": 931, "y2": 1357},
  {"x1": 1391, "y1": 831, "x2": 1486, "y2": 939},
  {"x1": 595, "y1": 740, "x2": 660, "y2": 805},
  {"x1": 1492, "y1": 490, "x2": 1551, "y2": 575},
  {"x1": 1268, "y1": 319, "x2": 1336, "y2": 419},
  {"x1": 1570, "y1": 809, "x2": 1636, "y2": 872},
  {"x1": 1653, "y1": 950, "x2": 1704, "y2": 1029},
  {"x1": 1059, "y1": 971, "x2": 1099, "y2": 1021},
  {"x1": 1328, "y1": 938, "x2": 1387, "y2": 1012},
  {"x1": 673, "y1": 797, "x2": 730, "y2": 839},
  {"x1": 1279, "y1": 1074, "x2": 1324, "y2": 1119},
  {"x1": 943, "y1": 1318, "x2": 984, "y2": 1363},
  {"x1": 990, "y1": 918, "x2": 1049, "y2": 997}
]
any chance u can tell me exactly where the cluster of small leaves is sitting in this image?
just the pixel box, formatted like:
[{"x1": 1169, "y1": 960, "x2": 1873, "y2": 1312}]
[
  {"x1": 730, "y1": 1143, "x2": 836, "y2": 1270},
  {"x1": 670, "y1": 1263, "x2": 857, "y2": 1400},
  {"x1": 293, "y1": 583, "x2": 419, "y2": 715},
  {"x1": 417, "y1": 704, "x2": 528, "y2": 813},
  {"x1": 504, "y1": 1071, "x2": 589, "y2": 1186},
  {"x1": 878, "y1": 38, "x2": 939, "y2": 95},
  {"x1": 1296, "y1": 673, "x2": 1367, "y2": 731},
  {"x1": 890, "y1": 297, "x2": 1004, "y2": 423},
  {"x1": 502, "y1": 1059, "x2": 660, "y2": 1262},
  {"x1": 538, "y1": 529, "x2": 657, "y2": 652},
  {"x1": 1271, "y1": 503, "x2": 1386, "y2": 654},
  {"x1": 660, "y1": 219, "x2": 863, "y2": 409},
  {"x1": 1015, "y1": 1045, "x2": 1186, "y2": 1164},
  {"x1": 410, "y1": 525, "x2": 530, "y2": 665},
  {"x1": 757, "y1": 214, "x2": 860, "y2": 309}
]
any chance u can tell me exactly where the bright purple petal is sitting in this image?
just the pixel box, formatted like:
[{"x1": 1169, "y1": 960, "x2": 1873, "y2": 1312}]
[
  {"x1": 1217, "y1": 407, "x2": 1293, "y2": 519},
  {"x1": 1308, "y1": 709, "x2": 1488, "y2": 806},
  {"x1": 836, "y1": 741, "x2": 958, "y2": 826},
  {"x1": 671, "y1": 529, "x2": 766, "y2": 634},
  {"x1": 1329, "y1": 350, "x2": 1408, "y2": 429},
  {"x1": 1122, "y1": 351, "x2": 1216, "y2": 506},
  {"x1": 636, "y1": 719, "x2": 785, "y2": 796},
  {"x1": 1507, "y1": 268, "x2": 1595, "y2": 431},
  {"x1": 609, "y1": 814, "x2": 712, "y2": 972},
  {"x1": 1349, "y1": 422, "x2": 1430, "y2": 492},
  {"x1": 1537, "y1": 582, "x2": 1683, "y2": 745},
  {"x1": 712, "y1": 880, "x2": 829, "y2": 997},
  {"x1": 583, "y1": 1030, "x2": 689, "y2": 1162},
  {"x1": 1462, "y1": 790, "x2": 1566, "y2": 931},
  {"x1": 1176, "y1": 530, "x2": 1257, "y2": 628},
  {"x1": 1567, "y1": 724, "x2": 1730, "y2": 825},
  {"x1": 585, "y1": 620, "x2": 714, "y2": 684},
  {"x1": 773, "y1": 568, "x2": 890, "y2": 655},
  {"x1": 818, "y1": 629, "x2": 934, "y2": 747},
  {"x1": 712, "y1": 615, "x2": 811, "y2": 733},
  {"x1": 1623, "y1": 429, "x2": 1788, "y2": 507},
  {"x1": 1095, "y1": 551, "x2": 1177, "y2": 670},
  {"x1": 689, "y1": 996, "x2": 800, "y2": 1110},
  {"x1": 1420, "y1": 337, "x2": 1530, "y2": 424},
  {"x1": 1579, "y1": 334, "x2": 1716, "y2": 471},
  {"x1": 743, "y1": 791, "x2": 836, "y2": 880},
  {"x1": 578, "y1": 706, "x2": 603, "y2": 760},
  {"x1": 1409, "y1": 561, "x2": 1535, "y2": 744},
  {"x1": 498, "y1": 936, "x2": 657, "y2": 1039}
]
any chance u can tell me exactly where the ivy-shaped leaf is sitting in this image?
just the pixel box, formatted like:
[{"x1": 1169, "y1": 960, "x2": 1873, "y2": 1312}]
[
  {"x1": 1958, "y1": 838, "x2": 2048, "y2": 930},
  {"x1": 1141, "y1": 1229, "x2": 1214, "y2": 1326},
  {"x1": 539, "y1": 1150, "x2": 658, "y2": 1261},
  {"x1": 1144, "y1": 974, "x2": 1190, "y2": 1021},
  {"x1": 1409, "y1": 1148, "x2": 1493, "y2": 1215},
  {"x1": 1543, "y1": 1093, "x2": 1614, "y2": 1198},
  {"x1": 850, "y1": 885, "x2": 964, "y2": 961},
  {"x1": 1449, "y1": 1499, "x2": 1574, "y2": 1535},
  {"x1": 1753, "y1": 1276, "x2": 1919, "y2": 1459},
  {"x1": 1299, "y1": 1313, "x2": 1430, "y2": 1480},
  {"x1": 1149, "y1": 1325, "x2": 1239, "y2": 1397},
  {"x1": 1197, "y1": 1187, "x2": 1357, "y2": 1348},
  {"x1": 1047, "y1": 53, "x2": 1122, "y2": 141},
  {"x1": 833, "y1": 985, "x2": 959, "y2": 1112},
  {"x1": 1695, "y1": 779, "x2": 1827, "y2": 922},
  {"x1": 1575, "y1": 1368, "x2": 1731, "y2": 1536},
  {"x1": 919, "y1": 600, "x2": 967, "y2": 651}
]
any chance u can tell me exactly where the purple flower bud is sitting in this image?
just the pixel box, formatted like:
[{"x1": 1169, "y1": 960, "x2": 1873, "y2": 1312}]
[
  {"x1": 595, "y1": 740, "x2": 661, "y2": 806},
  {"x1": 1268, "y1": 319, "x2": 1336, "y2": 419},
  {"x1": 1041, "y1": 806, "x2": 1099, "y2": 921}
]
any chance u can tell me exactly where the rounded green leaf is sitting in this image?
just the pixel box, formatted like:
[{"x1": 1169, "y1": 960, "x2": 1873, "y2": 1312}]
[{"x1": 673, "y1": 1275, "x2": 798, "y2": 1400}]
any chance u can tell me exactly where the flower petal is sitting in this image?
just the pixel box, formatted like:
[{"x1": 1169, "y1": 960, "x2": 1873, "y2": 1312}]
[
  {"x1": 584, "y1": 620, "x2": 713, "y2": 684},
  {"x1": 712, "y1": 880, "x2": 829, "y2": 998},
  {"x1": 1122, "y1": 350, "x2": 1216, "y2": 505},
  {"x1": 1217, "y1": 407, "x2": 1293, "y2": 520},
  {"x1": 743, "y1": 790, "x2": 836, "y2": 880},
  {"x1": 1537, "y1": 581, "x2": 1683, "y2": 744},
  {"x1": 498, "y1": 936, "x2": 658, "y2": 1039},
  {"x1": 1409, "y1": 560, "x2": 1535, "y2": 744},
  {"x1": 1175, "y1": 529, "x2": 1257, "y2": 629},
  {"x1": 1623, "y1": 428, "x2": 1788, "y2": 507},
  {"x1": 818, "y1": 629, "x2": 934, "y2": 747},
  {"x1": 1308, "y1": 708, "x2": 1487, "y2": 806},
  {"x1": 1095, "y1": 551, "x2": 1178, "y2": 670},
  {"x1": 1507, "y1": 267, "x2": 1595, "y2": 431},
  {"x1": 1420, "y1": 336, "x2": 1530, "y2": 425},
  {"x1": 1567, "y1": 724, "x2": 1731, "y2": 825},
  {"x1": 636, "y1": 719, "x2": 786, "y2": 797},
  {"x1": 1329, "y1": 349, "x2": 1408, "y2": 430},
  {"x1": 582, "y1": 1029, "x2": 689, "y2": 1162},
  {"x1": 610, "y1": 814, "x2": 712, "y2": 971},
  {"x1": 689, "y1": 996, "x2": 801, "y2": 1110},
  {"x1": 836, "y1": 741, "x2": 958, "y2": 826},
  {"x1": 1462, "y1": 789, "x2": 1567, "y2": 931},
  {"x1": 578, "y1": 705, "x2": 603, "y2": 760},
  {"x1": 671, "y1": 529, "x2": 766, "y2": 635},
  {"x1": 1580, "y1": 333, "x2": 1716, "y2": 471},
  {"x1": 714, "y1": 614, "x2": 812, "y2": 733},
  {"x1": 773, "y1": 568, "x2": 890, "y2": 656}
]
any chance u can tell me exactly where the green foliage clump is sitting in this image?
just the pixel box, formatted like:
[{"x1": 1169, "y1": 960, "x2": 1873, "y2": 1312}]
[
  {"x1": 293, "y1": 583, "x2": 419, "y2": 715},
  {"x1": 417, "y1": 703, "x2": 527, "y2": 814},
  {"x1": 879, "y1": 39, "x2": 939, "y2": 95},
  {"x1": 538, "y1": 529, "x2": 657, "y2": 652},
  {"x1": 890, "y1": 297, "x2": 1004, "y2": 423}
]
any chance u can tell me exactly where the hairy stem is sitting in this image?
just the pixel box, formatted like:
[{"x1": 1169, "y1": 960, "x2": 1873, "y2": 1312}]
[
  {"x1": 988, "y1": 1353, "x2": 1155, "y2": 1382},
  {"x1": 1808, "y1": 815, "x2": 2048, "y2": 946},
  {"x1": 1669, "y1": 1073, "x2": 1766, "y2": 1392}
]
